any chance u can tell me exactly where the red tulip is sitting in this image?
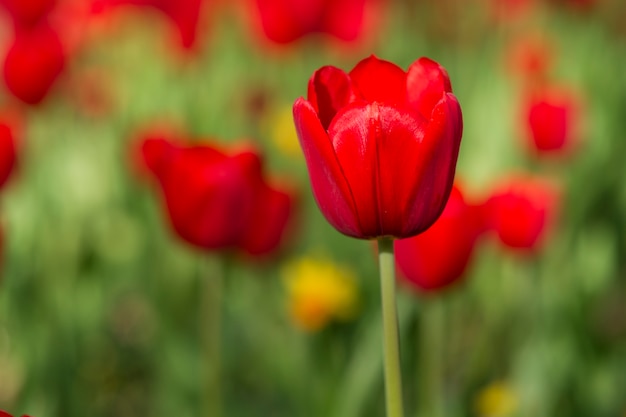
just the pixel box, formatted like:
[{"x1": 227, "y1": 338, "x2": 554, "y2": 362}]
[
  {"x1": 0, "y1": 118, "x2": 17, "y2": 188},
  {"x1": 293, "y1": 55, "x2": 463, "y2": 239},
  {"x1": 3, "y1": 23, "x2": 65, "y2": 105},
  {"x1": 505, "y1": 35, "x2": 552, "y2": 81},
  {"x1": 395, "y1": 185, "x2": 480, "y2": 292},
  {"x1": 523, "y1": 86, "x2": 579, "y2": 154},
  {"x1": 250, "y1": 0, "x2": 381, "y2": 44},
  {"x1": 141, "y1": 136, "x2": 293, "y2": 256},
  {"x1": 91, "y1": 0, "x2": 203, "y2": 49},
  {"x1": 0, "y1": 0, "x2": 56, "y2": 27},
  {"x1": 484, "y1": 175, "x2": 559, "y2": 251}
]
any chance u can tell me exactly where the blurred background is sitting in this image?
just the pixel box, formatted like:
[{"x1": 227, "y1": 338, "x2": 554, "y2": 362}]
[{"x1": 0, "y1": 0, "x2": 625, "y2": 416}]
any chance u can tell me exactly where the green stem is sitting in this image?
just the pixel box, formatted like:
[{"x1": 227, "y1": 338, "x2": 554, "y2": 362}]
[
  {"x1": 378, "y1": 237, "x2": 405, "y2": 417},
  {"x1": 201, "y1": 256, "x2": 223, "y2": 417}
]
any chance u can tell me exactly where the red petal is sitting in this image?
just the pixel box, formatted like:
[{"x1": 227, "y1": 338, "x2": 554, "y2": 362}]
[
  {"x1": 241, "y1": 184, "x2": 292, "y2": 255},
  {"x1": 321, "y1": 0, "x2": 367, "y2": 41},
  {"x1": 402, "y1": 93, "x2": 463, "y2": 236},
  {"x1": 329, "y1": 102, "x2": 429, "y2": 237},
  {"x1": 406, "y1": 57, "x2": 452, "y2": 119},
  {"x1": 308, "y1": 65, "x2": 360, "y2": 130},
  {"x1": 293, "y1": 98, "x2": 362, "y2": 237},
  {"x1": 349, "y1": 55, "x2": 407, "y2": 105}
]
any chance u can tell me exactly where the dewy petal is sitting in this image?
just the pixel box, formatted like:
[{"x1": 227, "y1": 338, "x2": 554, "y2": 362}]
[
  {"x1": 307, "y1": 65, "x2": 360, "y2": 130},
  {"x1": 403, "y1": 93, "x2": 463, "y2": 236},
  {"x1": 349, "y1": 55, "x2": 407, "y2": 105},
  {"x1": 406, "y1": 57, "x2": 453, "y2": 120},
  {"x1": 329, "y1": 102, "x2": 428, "y2": 237},
  {"x1": 293, "y1": 98, "x2": 362, "y2": 237}
]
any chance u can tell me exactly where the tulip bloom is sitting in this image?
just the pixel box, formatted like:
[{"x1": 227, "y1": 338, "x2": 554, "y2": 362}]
[
  {"x1": 0, "y1": 0, "x2": 56, "y2": 27},
  {"x1": 250, "y1": 0, "x2": 382, "y2": 45},
  {"x1": 293, "y1": 55, "x2": 463, "y2": 239},
  {"x1": 0, "y1": 118, "x2": 17, "y2": 188},
  {"x1": 523, "y1": 86, "x2": 579, "y2": 154},
  {"x1": 141, "y1": 136, "x2": 293, "y2": 256},
  {"x1": 484, "y1": 175, "x2": 559, "y2": 251},
  {"x1": 3, "y1": 23, "x2": 65, "y2": 105},
  {"x1": 91, "y1": 0, "x2": 203, "y2": 49},
  {"x1": 395, "y1": 185, "x2": 480, "y2": 292}
]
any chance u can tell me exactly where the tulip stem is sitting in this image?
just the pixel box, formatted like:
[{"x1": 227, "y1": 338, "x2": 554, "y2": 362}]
[
  {"x1": 378, "y1": 237, "x2": 405, "y2": 417},
  {"x1": 418, "y1": 297, "x2": 445, "y2": 417},
  {"x1": 201, "y1": 256, "x2": 223, "y2": 417}
]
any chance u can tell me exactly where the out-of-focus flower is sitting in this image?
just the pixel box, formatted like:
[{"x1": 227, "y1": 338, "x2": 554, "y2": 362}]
[
  {"x1": 505, "y1": 35, "x2": 552, "y2": 82},
  {"x1": 90, "y1": 0, "x2": 204, "y2": 49},
  {"x1": 282, "y1": 256, "x2": 358, "y2": 331},
  {"x1": 0, "y1": 412, "x2": 31, "y2": 417},
  {"x1": 248, "y1": 0, "x2": 383, "y2": 45},
  {"x1": 484, "y1": 175, "x2": 559, "y2": 252},
  {"x1": 474, "y1": 381, "x2": 518, "y2": 417},
  {"x1": 395, "y1": 184, "x2": 481, "y2": 292},
  {"x1": 523, "y1": 85, "x2": 580, "y2": 154},
  {"x1": 0, "y1": 0, "x2": 56, "y2": 27},
  {"x1": 2, "y1": 23, "x2": 65, "y2": 105},
  {"x1": 293, "y1": 55, "x2": 463, "y2": 239},
  {"x1": 488, "y1": 0, "x2": 534, "y2": 23},
  {"x1": 140, "y1": 135, "x2": 294, "y2": 256},
  {"x1": 0, "y1": 116, "x2": 17, "y2": 188}
]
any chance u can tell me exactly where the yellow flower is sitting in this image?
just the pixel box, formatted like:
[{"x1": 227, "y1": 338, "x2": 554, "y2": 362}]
[
  {"x1": 269, "y1": 105, "x2": 302, "y2": 158},
  {"x1": 475, "y1": 381, "x2": 518, "y2": 417},
  {"x1": 282, "y1": 257, "x2": 359, "y2": 332}
]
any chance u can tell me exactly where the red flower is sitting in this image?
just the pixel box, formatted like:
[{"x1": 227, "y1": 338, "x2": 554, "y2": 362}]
[
  {"x1": 484, "y1": 175, "x2": 559, "y2": 251},
  {"x1": 3, "y1": 23, "x2": 65, "y2": 105},
  {"x1": 250, "y1": 0, "x2": 382, "y2": 44},
  {"x1": 523, "y1": 86, "x2": 579, "y2": 154},
  {"x1": 91, "y1": 0, "x2": 203, "y2": 49},
  {"x1": 293, "y1": 55, "x2": 463, "y2": 239},
  {"x1": 0, "y1": 0, "x2": 56, "y2": 27},
  {"x1": 395, "y1": 185, "x2": 480, "y2": 292},
  {"x1": 140, "y1": 136, "x2": 293, "y2": 256},
  {"x1": 0, "y1": 117, "x2": 18, "y2": 188}
]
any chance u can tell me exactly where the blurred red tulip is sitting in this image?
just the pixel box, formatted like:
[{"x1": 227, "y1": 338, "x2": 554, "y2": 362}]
[
  {"x1": 523, "y1": 85, "x2": 579, "y2": 154},
  {"x1": 484, "y1": 175, "x2": 559, "y2": 251},
  {"x1": 0, "y1": 0, "x2": 56, "y2": 27},
  {"x1": 395, "y1": 185, "x2": 481, "y2": 292},
  {"x1": 293, "y1": 55, "x2": 463, "y2": 239},
  {"x1": 0, "y1": 118, "x2": 17, "y2": 189},
  {"x1": 91, "y1": 0, "x2": 203, "y2": 49},
  {"x1": 2, "y1": 23, "x2": 65, "y2": 105},
  {"x1": 505, "y1": 35, "x2": 552, "y2": 81},
  {"x1": 250, "y1": 0, "x2": 382, "y2": 44},
  {"x1": 140, "y1": 136, "x2": 293, "y2": 256}
]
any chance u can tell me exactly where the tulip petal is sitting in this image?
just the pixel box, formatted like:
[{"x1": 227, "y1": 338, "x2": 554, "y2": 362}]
[
  {"x1": 330, "y1": 103, "x2": 431, "y2": 237},
  {"x1": 403, "y1": 93, "x2": 463, "y2": 236},
  {"x1": 308, "y1": 65, "x2": 361, "y2": 130},
  {"x1": 293, "y1": 98, "x2": 362, "y2": 237},
  {"x1": 406, "y1": 57, "x2": 452, "y2": 120},
  {"x1": 241, "y1": 185, "x2": 292, "y2": 255},
  {"x1": 321, "y1": 0, "x2": 367, "y2": 41},
  {"x1": 349, "y1": 55, "x2": 407, "y2": 105}
]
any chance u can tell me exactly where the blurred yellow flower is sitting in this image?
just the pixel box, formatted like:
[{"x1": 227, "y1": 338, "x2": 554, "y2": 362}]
[
  {"x1": 269, "y1": 105, "x2": 302, "y2": 158},
  {"x1": 475, "y1": 381, "x2": 519, "y2": 417},
  {"x1": 282, "y1": 257, "x2": 359, "y2": 332}
]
